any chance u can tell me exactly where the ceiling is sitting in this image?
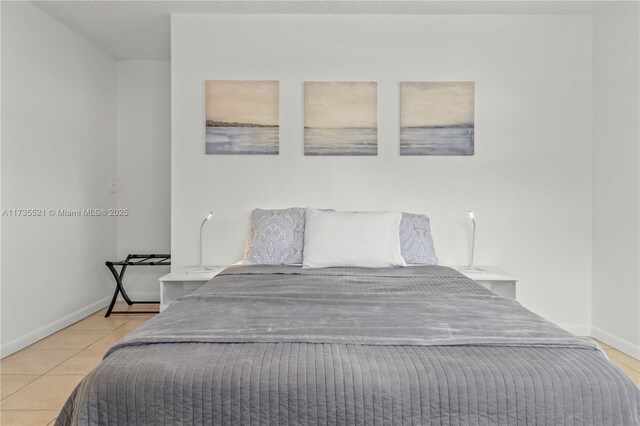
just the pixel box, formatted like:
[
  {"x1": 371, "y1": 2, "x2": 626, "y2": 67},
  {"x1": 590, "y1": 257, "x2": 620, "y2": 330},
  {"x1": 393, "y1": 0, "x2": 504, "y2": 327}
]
[{"x1": 30, "y1": 0, "x2": 607, "y2": 60}]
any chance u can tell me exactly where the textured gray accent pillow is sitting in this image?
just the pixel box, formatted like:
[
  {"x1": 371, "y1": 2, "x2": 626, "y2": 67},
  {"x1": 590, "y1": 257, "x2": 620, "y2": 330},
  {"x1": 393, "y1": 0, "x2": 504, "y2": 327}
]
[
  {"x1": 399, "y1": 213, "x2": 439, "y2": 265},
  {"x1": 244, "y1": 208, "x2": 306, "y2": 265}
]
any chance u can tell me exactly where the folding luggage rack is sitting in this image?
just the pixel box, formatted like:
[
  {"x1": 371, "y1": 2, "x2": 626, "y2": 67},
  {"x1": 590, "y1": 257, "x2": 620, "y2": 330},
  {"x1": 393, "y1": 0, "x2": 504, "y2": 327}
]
[{"x1": 105, "y1": 254, "x2": 170, "y2": 317}]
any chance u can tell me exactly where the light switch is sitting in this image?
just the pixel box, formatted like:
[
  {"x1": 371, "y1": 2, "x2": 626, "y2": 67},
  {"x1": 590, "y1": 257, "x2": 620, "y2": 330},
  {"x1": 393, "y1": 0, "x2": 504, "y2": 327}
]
[{"x1": 109, "y1": 178, "x2": 117, "y2": 193}]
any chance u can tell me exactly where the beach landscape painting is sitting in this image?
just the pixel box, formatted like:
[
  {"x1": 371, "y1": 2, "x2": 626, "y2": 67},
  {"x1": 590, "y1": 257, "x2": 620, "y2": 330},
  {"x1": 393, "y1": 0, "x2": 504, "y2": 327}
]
[
  {"x1": 205, "y1": 80, "x2": 279, "y2": 155},
  {"x1": 304, "y1": 82, "x2": 377, "y2": 156},
  {"x1": 400, "y1": 82, "x2": 475, "y2": 155}
]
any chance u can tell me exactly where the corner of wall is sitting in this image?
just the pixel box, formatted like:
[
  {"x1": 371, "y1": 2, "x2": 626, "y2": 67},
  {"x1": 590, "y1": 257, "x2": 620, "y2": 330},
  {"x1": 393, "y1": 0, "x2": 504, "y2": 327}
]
[{"x1": 590, "y1": 1, "x2": 640, "y2": 357}]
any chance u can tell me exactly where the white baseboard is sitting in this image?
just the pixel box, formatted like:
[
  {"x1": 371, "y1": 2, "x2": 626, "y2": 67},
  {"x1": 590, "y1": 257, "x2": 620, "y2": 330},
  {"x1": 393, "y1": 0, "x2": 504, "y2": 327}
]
[
  {"x1": 591, "y1": 325, "x2": 640, "y2": 359},
  {"x1": 0, "y1": 296, "x2": 111, "y2": 359},
  {"x1": 558, "y1": 323, "x2": 591, "y2": 336}
]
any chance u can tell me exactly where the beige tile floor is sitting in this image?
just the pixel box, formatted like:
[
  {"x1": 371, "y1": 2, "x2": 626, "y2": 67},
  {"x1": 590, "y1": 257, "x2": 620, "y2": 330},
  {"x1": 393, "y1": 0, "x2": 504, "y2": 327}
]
[
  {"x1": 1, "y1": 304, "x2": 639, "y2": 425},
  {"x1": 0, "y1": 303, "x2": 157, "y2": 426}
]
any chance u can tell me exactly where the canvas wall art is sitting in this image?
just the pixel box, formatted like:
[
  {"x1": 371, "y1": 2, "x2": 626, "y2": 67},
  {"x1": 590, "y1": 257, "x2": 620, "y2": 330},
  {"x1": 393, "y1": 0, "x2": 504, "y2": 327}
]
[
  {"x1": 304, "y1": 82, "x2": 377, "y2": 156},
  {"x1": 205, "y1": 80, "x2": 279, "y2": 155},
  {"x1": 400, "y1": 82, "x2": 475, "y2": 155}
]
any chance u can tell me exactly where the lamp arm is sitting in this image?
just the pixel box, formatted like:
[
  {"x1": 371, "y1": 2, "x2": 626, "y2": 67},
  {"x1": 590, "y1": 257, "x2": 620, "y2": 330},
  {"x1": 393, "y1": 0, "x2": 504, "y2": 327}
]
[
  {"x1": 469, "y1": 218, "x2": 476, "y2": 267},
  {"x1": 198, "y1": 216, "x2": 209, "y2": 267}
]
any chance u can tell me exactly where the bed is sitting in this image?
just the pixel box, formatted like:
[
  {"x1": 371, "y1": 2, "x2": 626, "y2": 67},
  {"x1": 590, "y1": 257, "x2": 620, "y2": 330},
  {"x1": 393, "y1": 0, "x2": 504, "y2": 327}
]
[{"x1": 57, "y1": 264, "x2": 639, "y2": 425}]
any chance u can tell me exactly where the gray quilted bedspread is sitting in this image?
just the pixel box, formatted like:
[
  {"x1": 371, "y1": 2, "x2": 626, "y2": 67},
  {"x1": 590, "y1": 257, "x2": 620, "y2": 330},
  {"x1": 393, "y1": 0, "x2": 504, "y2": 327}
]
[{"x1": 57, "y1": 265, "x2": 640, "y2": 425}]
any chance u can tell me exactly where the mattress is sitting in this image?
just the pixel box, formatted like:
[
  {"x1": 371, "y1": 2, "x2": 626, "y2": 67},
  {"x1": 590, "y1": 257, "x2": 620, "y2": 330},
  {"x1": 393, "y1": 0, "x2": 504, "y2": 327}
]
[{"x1": 56, "y1": 265, "x2": 640, "y2": 425}]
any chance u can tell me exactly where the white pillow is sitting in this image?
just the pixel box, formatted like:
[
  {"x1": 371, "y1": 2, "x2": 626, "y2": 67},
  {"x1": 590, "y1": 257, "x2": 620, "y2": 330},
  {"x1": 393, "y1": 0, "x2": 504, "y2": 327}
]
[{"x1": 303, "y1": 209, "x2": 407, "y2": 268}]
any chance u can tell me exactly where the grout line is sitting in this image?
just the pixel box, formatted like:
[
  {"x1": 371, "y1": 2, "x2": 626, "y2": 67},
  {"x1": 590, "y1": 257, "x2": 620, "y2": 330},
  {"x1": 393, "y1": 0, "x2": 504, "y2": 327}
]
[
  {"x1": 0, "y1": 349, "x2": 81, "y2": 378},
  {"x1": 0, "y1": 378, "x2": 39, "y2": 401},
  {"x1": 0, "y1": 311, "x2": 158, "y2": 420},
  {"x1": 3, "y1": 312, "x2": 132, "y2": 378},
  {"x1": 0, "y1": 409, "x2": 61, "y2": 411},
  {"x1": 603, "y1": 347, "x2": 640, "y2": 362},
  {"x1": 41, "y1": 313, "x2": 155, "y2": 375},
  {"x1": 41, "y1": 311, "x2": 142, "y2": 372}
]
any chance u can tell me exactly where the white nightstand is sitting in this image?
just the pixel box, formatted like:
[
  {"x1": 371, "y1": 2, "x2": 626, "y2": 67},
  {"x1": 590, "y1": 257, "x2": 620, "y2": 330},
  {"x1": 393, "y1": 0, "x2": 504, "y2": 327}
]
[
  {"x1": 159, "y1": 266, "x2": 226, "y2": 312},
  {"x1": 454, "y1": 266, "x2": 518, "y2": 299}
]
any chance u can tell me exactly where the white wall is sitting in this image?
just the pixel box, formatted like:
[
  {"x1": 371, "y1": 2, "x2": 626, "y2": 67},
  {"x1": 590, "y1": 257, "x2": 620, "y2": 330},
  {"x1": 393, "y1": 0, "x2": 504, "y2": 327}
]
[
  {"x1": 116, "y1": 60, "x2": 171, "y2": 299},
  {"x1": 591, "y1": 2, "x2": 640, "y2": 357},
  {"x1": 171, "y1": 14, "x2": 594, "y2": 333},
  {"x1": 1, "y1": 2, "x2": 117, "y2": 356}
]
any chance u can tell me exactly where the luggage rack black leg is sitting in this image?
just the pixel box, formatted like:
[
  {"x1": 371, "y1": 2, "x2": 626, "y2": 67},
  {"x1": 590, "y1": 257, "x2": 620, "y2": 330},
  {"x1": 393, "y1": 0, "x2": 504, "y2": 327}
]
[
  {"x1": 105, "y1": 261, "x2": 134, "y2": 317},
  {"x1": 104, "y1": 253, "x2": 167, "y2": 317}
]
